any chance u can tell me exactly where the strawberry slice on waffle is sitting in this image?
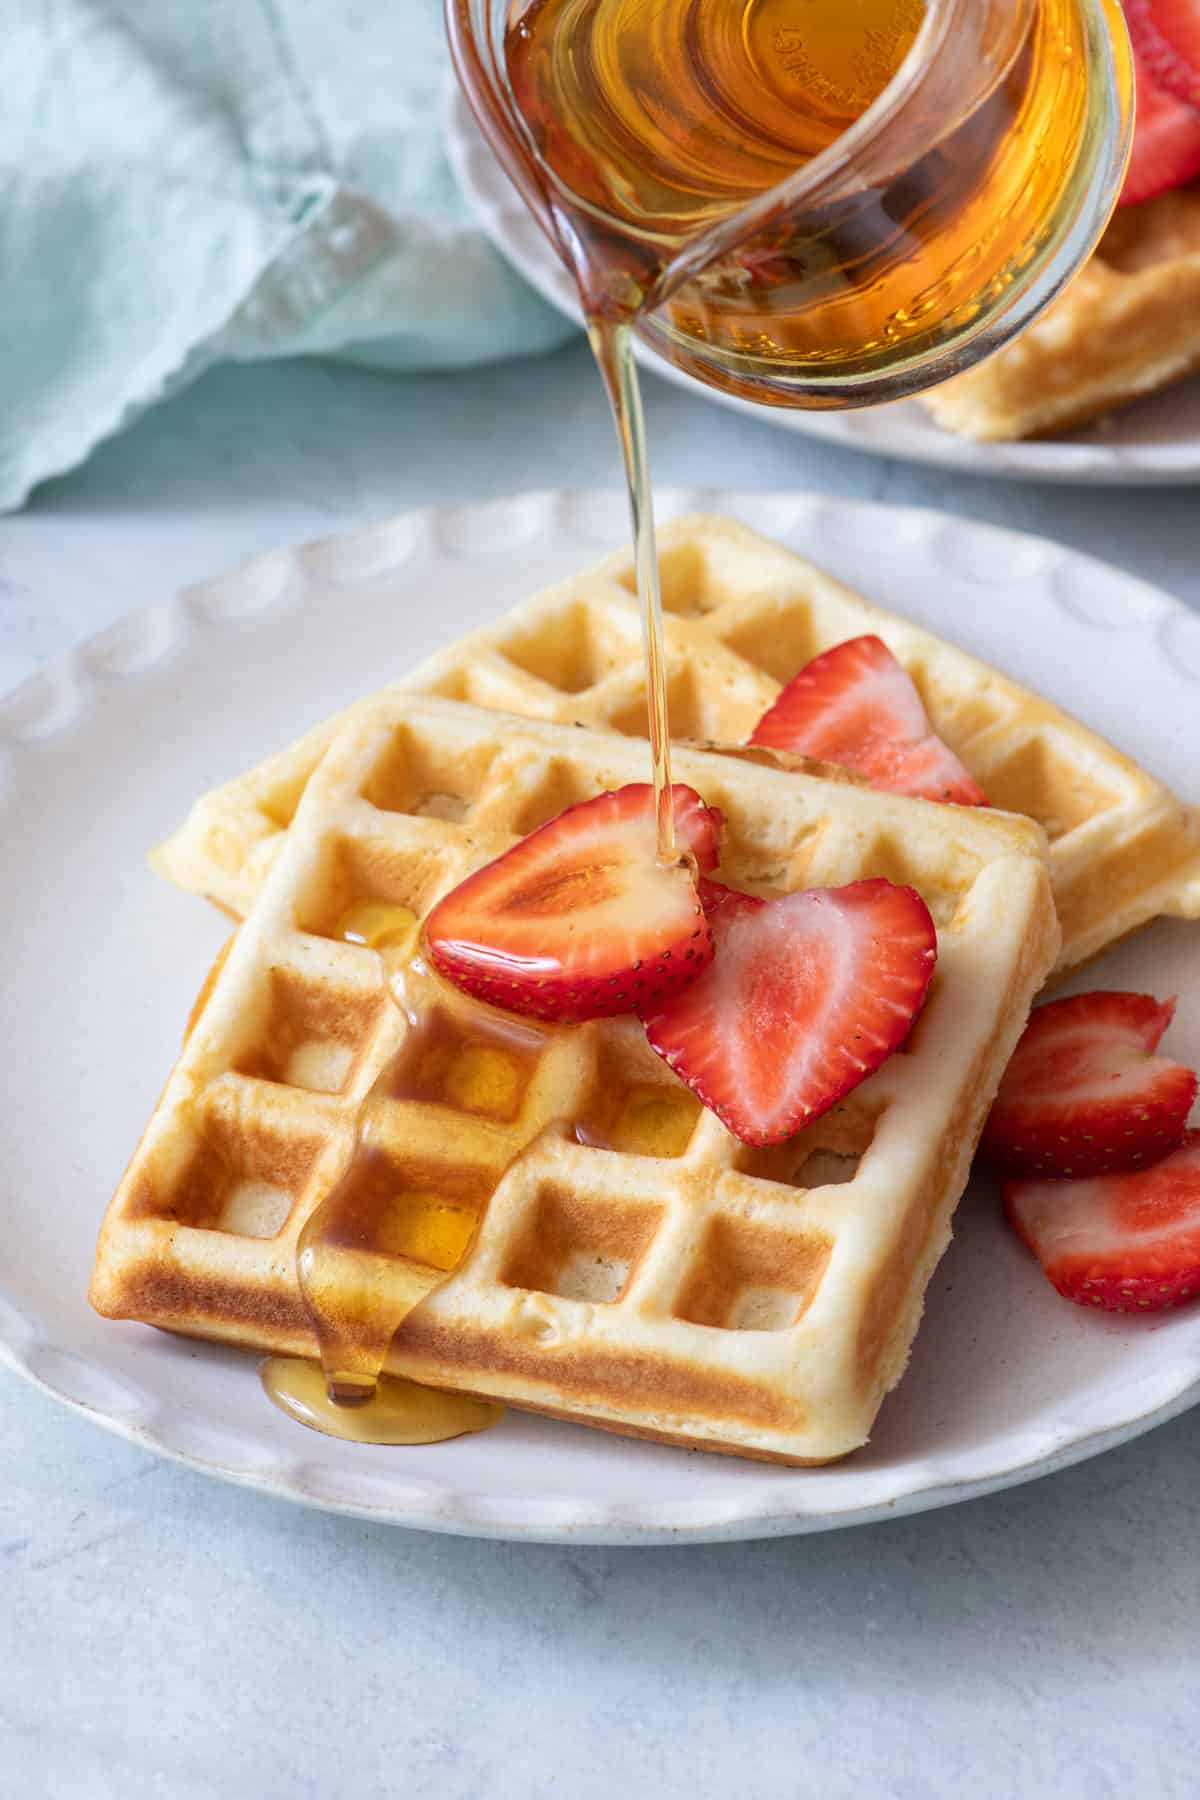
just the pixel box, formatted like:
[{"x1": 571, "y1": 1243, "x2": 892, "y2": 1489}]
[
  {"x1": 426, "y1": 783, "x2": 721, "y2": 1022},
  {"x1": 641, "y1": 878, "x2": 937, "y2": 1145}
]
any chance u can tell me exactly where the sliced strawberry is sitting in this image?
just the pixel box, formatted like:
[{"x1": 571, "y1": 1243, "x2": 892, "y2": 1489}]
[
  {"x1": 640, "y1": 878, "x2": 937, "y2": 1145},
  {"x1": 425, "y1": 784, "x2": 720, "y2": 1022},
  {"x1": 1124, "y1": 0, "x2": 1200, "y2": 114},
  {"x1": 1005, "y1": 1130, "x2": 1200, "y2": 1311},
  {"x1": 1119, "y1": 43, "x2": 1200, "y2": 206},
  {"x1": 749, "y1": 636, "x2": 987, "y2": 807},
  {"x1": 981, "y1": 991, "x2": 1197, "y2": 1178}
]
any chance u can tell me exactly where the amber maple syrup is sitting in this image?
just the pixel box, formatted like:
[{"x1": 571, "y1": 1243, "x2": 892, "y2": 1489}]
[{"x1": 267, "y1": 0, "x2": 1112, "y2": 1444}]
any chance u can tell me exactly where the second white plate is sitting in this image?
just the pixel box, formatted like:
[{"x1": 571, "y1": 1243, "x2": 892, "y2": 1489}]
[{"x1": 447, "y1": 90, "x2": 1200, "y2": 487}]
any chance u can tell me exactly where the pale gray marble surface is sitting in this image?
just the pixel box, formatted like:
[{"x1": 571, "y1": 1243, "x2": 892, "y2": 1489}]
[{"x1": 2, "y1": 341, "x2": 1198, "y2": 1798}]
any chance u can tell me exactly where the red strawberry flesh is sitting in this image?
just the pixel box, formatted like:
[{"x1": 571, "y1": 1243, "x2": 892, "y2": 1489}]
[
  {"x1": 981, "y1": 990, "x2": 1197, "y2": 1178},
  {"x1": 641, "y1": 878, "x2": 937, "y2": 1145},
  {"x1": 1119, "y1": 43, "x2": 1200, "y2": 206},
  {"x1": 1005, "y1": 1130, "x2": 1200, "y2": 1312},
  {"x1": 750, "y1": 635, "x2": 987, "y2": 807},
  {"x1": 425, "y1": 783, "x2": 720, "y2": 1022},
  {"x1": 1124, "y1": 0, "x2": 1200, "y2": 113}
]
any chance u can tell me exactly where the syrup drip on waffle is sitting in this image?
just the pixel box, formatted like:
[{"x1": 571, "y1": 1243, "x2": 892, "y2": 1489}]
[{"x1": 260, "y1": 911, "x2": 521, "y2": 1444}]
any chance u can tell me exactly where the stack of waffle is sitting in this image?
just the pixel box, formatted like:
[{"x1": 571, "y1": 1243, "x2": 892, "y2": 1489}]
[{"x1": 91, "y1": 518, "x2": 1200, "y2": 1463}]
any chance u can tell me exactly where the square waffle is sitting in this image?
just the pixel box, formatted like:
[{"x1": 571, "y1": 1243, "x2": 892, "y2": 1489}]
[
  {"x1": 95, "y1": 695, "x2": 1060, "y2": 1464},
  {"x1": 152, "y1": 514, "x2": 1200, "y2": 976},
  {"x1": 920, "y1": 186, "x2": 1200, "y2": 439}
]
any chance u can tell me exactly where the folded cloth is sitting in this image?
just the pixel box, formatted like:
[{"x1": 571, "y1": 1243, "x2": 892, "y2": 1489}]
[{"x1": 0, "y1": 0, "x2": 574, "y2": 510}]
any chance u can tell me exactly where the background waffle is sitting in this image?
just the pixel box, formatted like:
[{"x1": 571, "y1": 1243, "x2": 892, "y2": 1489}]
[
  {"x1": 920, "y1": 187, "x2": 1200, "y2": 440},
  {"x1": 96, "y1": 695, "x2": 1060, "y2": 1465},
  {"x1": 153, "y1": 514, "x2": 1200, "y2": 976}
]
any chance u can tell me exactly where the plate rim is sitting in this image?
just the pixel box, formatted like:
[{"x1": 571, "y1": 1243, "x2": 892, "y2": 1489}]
[
  {"x1": 6, "y1": 1345, "x2": 1199, "y2": 1546},
  {"x1": 3, "y1": 483, "x2": 1199, "y2": 1545},
  {"x1": 445, "y1": 86, "x2": 1200, "y2": 489}
]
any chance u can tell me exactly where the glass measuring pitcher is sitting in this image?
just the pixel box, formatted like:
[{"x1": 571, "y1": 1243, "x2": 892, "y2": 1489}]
[{"x1": 447, "y1": 0, "x2": 1133, "y2": 409}]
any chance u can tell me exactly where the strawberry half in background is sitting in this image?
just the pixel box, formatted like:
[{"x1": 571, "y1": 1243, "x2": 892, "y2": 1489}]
[
  {"x1": 749, "y1": 635, "x2": 987, "y2": 807},
  {"x1": 1124, "y1": 0, "x2": 1200, "y2": 111},
  {"x1": 1118, "y1": 5, "x2": 1200, "y2": 207},
  {"x1": 981, "y1": 991, "x2": 1197, "y2": 1179},
  {"x1": 992, "y1": 992, "x2": 1200, "y2": 1315},
  {"x1": 1006, "y1": 1132, "x2": 1200, "y2": 1312}
]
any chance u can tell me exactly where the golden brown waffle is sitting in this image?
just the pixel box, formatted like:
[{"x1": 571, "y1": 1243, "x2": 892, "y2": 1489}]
[
  {"x1": 96, "y1": 695, "x2": 1059, "y2": 1464},
  {"x1": 152, "y1": 514, "x2": 1200, "y2": 976},
  {"x1": 921, "y1": 187, "x2": 1200, "y2": 439}
]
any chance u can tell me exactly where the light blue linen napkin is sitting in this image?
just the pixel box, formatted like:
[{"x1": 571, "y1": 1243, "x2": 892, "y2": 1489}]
[{"x1": 0, "y1": 0, "x2": 574, "y2": 510}]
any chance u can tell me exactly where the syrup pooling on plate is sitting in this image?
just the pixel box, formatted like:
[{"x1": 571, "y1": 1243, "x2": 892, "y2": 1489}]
[
  {"x1": 260, "y1": 951, "x2": 545, "y2": 1442},
  {"x1": 260, "y1": 1357, "x2": 502, "y2": 1445}
]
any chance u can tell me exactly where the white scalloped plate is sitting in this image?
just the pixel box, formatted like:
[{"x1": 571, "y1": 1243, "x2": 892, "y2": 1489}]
[
  {"x1": 447, "y1": 91, "x2": 1200, "y2": 487},
  {"x1": 3, "y1": 488, "x2": 1199, "y2": 1544}
]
